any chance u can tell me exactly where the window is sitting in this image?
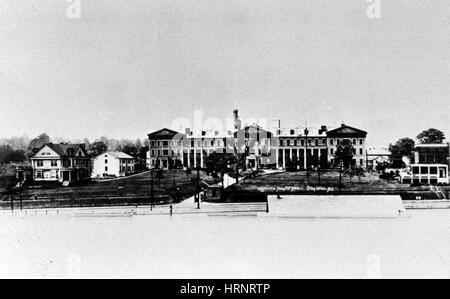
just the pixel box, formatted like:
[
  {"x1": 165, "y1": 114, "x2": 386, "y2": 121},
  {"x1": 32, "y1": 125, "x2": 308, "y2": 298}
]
[
  {"x1": 294, "y1": 140, "x2": 297, "y2": 146},
  {"x1": 163, "y1": 149, "x2": 169, "y2": 156},
  {"x1": 287, "y1": 140, "x2": 290, "y2": 146},
  {"x1": 360, "y1": 159, "x2": 363, "y2": 165},
  {"x1": 430, "y1": 167, "x2": 438, "y2": 175},
  {"x1": 280, "y1": 140, "x2": 284, "y2": 146},
  {"x1": 359, "y1": 148, "x2": 363, "y2": 155},
  {"x1": 151, "y1": 150, "x2": 155, "y2": 156},
  {"x1": 105, "y1": 166, "x2": 108, "y2": 172},
  {"x1": 163, "y1": 141, "x2": 169, "y2": 147},
  {"x1": 420, "y1": 167, "x2": 428, "y2": 174},
  {"x1": 360, "y1": 139, "x2": 363, "y2": 145},
  {"x1": 301, "y1": 139, "x2": 305, "y2": 146},
  {"x1": 353, "y1": 139, "x2": 356, "y2": 145},
  {"x1": 151, "y1": 141, "x2": 155, "y2": 147},
  {"x1": 37, "y1": 160, "x2": 43, "y2": 167},
  {"x1": 105, "y1": 159, "x2": 108, "y2": 164},
  {"x1": 290, "y1": 129, "x2": 295, "y2": 135},
  {"x1": 51, "y1": 160, "x2": 57, "y2": 167},
  {"x1": 315, "y1": 139, "x2": 318, "y2": 146},
  {"x1": 36, "y1": 171, "x2": 42, "y2": 178},
  {"x1": 330, "y1": 139, "x2": 334, "y2": 145},
  {"x1": 191, "y1": 140, "x2": 195, "y2": 147},
  {"x1": 330, "y1": 148, "x2": 334, "y2": 155}
]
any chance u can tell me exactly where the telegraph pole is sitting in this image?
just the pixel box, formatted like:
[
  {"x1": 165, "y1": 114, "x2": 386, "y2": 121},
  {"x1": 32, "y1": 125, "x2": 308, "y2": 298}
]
[
  {"x1": 304, "y1": 128, "x2": 309, "y2": 186},
  {"x1": 196, "y1": 164, "x2": 201, "y2": 209},
  {"x1": 19, "y1": 178, "x2": 22, "y2": 211},
  {"x1": 150, "y1": 168, "x2": 154, "y2": 210}
]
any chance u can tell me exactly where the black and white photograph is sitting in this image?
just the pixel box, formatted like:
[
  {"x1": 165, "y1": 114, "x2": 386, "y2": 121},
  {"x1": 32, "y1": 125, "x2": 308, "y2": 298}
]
[{"x1": 0, "y1": 0, "x2": 449, "y2": 284}]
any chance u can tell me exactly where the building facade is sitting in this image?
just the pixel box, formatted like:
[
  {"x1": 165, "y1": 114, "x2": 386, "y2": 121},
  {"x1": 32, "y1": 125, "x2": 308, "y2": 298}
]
[
  {"x1": 92, "y1": 151, "x2": 135, "y2": 178},
  {"x1": 30, "y1": 143, "x2": 91, "y2": 183},
  {"x1": 148, "y1": 120, "x2": 368, "y2": 171},
  {"x1": 326, "y1": 124, "x2": 368, "y2": 168},
  {"x1": 413, "y1": 143, "x2": 450, "y2": 165},
  {"x1": 407, "y1": 143, "x2": 450, "y2": 185}
]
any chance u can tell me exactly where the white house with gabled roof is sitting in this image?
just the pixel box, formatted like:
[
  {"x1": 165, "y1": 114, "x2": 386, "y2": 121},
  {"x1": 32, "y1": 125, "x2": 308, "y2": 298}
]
[{"x1": 92, "y1": 151, "x2": 135, "y2": 178}]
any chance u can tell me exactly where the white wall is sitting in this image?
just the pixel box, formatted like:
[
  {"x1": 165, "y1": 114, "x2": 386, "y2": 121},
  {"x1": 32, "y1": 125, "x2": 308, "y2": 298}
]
[{"x1": 92, "y1": 154, "x2": 121, "y2": 178}]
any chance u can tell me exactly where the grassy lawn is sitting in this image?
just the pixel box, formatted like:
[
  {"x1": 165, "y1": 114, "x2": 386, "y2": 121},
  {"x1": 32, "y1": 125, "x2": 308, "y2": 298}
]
[
  {"x1": 0, "y1": 170, "x2": 212, "y2": 209},
  {"x1": 232, "y1": 169, "x2": 442, "y2": 197}
]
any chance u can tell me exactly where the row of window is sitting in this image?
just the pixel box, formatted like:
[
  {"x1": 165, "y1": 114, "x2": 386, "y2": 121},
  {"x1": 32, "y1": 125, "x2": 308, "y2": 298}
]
[
  {"x1": 104, "y1": 159, "x2": 134, "y2": 165},
  {"x1": 329, "y1": 148, "x2": 364, "y2": 155},
  {"x1": 104, "y1": 166, "x2": 133, "y2": 172},
  {"x1": 35, "y1": 159, "x2": 90, "y2": 168},
  {"x1": 151, "y1": 139, "x2": 272, "y2": 148},
  {"x1": 151, "y1": 138, "x2": 365, "y2": 149},
  {"x1": 279, "y1": 138, "x2": 327, "y2": 147},
  {"x1": 329, "y1": 138, "x2": 364, "y2": 146}
]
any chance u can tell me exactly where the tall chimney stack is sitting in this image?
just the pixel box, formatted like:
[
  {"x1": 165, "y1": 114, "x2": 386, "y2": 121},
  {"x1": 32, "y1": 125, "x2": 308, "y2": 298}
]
[{"x1": 233, "y1": 109, "x2": 241, "y2": 130}]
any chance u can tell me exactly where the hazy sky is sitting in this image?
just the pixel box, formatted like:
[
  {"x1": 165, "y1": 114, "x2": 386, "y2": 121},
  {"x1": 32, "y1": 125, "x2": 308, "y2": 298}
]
[{"x1": 0, "y1": 0, "x2": 448, "y2": 147}]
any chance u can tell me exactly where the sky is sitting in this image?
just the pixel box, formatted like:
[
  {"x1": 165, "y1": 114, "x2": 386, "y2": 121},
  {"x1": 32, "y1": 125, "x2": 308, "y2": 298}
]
[{"x1": 0, "y1": 0, "x2": 448, "y2": 147}]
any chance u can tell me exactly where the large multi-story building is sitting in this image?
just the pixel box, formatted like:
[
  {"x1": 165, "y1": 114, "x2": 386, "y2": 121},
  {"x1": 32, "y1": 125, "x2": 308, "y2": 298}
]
[
  {"x1": 30, "y1": 143, "x2": 91, "y2": 183},
  {"x1": 147, "y1": 112, "x2": 368, "y2": 171}
]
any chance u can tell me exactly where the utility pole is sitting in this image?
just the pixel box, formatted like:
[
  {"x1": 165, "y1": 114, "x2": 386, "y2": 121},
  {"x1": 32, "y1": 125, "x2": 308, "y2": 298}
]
[
  {"x1": 150, "y1": 168, "x2": 154, "y2": 210},
  {"x1": 19, "y1": 178, "x2": 22, "y2": 211},
  {"x1": 339, "y1": 161, "x2": 343, "y2": 194},
  {"x1": 304, "y1": 128, "x2": 309, "y2": 186},
  {"x1": 196, "y1": 164, "x2": 201, "y2": 209},
  {"x1": 10, "y1": 193, "x2": 13, "y2": 213},
  {"x1": 318, "y1": 166, "x2": 321, "y2": 186}
]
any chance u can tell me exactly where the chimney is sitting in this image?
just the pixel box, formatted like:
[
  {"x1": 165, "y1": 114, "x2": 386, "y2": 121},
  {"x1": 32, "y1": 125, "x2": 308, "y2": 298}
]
[
  {"x1": 271, "y1": 118, "x2": 281, "y2": 136},
  {"x1": 233, "y1": 109, "x2": 242, "y2": 130},
  {"x1": 319, "y1": 125, "x2": 327, "y2": 134},
  {"x1": 341, "y1": 123, "x2": 346, "y2": 128}
]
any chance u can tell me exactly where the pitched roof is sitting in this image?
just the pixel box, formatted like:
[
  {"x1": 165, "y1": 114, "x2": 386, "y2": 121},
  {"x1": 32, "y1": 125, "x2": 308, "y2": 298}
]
[
  {"x1": 98, "y1": 151, "x2": 134, "y2": 159},
  {"x1": 148, "y1": 128, "x2": 184, "y2": 140},
  {"x1": 32, "y1": 143, "x2": 89, "y2": 158},
  {"x1": 326, "y1": 124, "x2": 367, "y2": 138},
  {"x1": 415, "y1": 143, "x2": 449, "y2": 148}
]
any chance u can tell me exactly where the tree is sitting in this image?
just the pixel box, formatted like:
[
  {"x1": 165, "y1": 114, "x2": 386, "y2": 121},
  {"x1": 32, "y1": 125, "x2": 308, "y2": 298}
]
[
  {"x1": 334, "y1": 139, "x2": 354, "y2": 169},
  {"x1": 0, "y1": 145, "x2": 25, "y2": 163},
  {"x1": 82, "y1": 138, "x2": 91, "y2": 149},
  {"x1": 88, "y1": 141, "x2": 108, "y2": 157},
  {"x1": 27, "y1": 133, "x2": 51, "y2": 156},
  {"x1": 204, "y1": 152, "x2": 237, "y2": 187},
  {"x1": 417, "y1": 128, "x2": 445, "y2": 144},
  {"x1": 355, "y1": 166, "x2": 366, "y2": 183},
  {"x1": 120, "y1": 143, "x2": 138, "y2": 157},
  {"x1": 389, "y1": 137, "x2": 415, "y2": 168}
]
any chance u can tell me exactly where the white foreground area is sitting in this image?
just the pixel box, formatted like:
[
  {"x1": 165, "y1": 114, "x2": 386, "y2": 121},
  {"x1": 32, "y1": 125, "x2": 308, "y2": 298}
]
[
  {"x1": 266, "y1": 195, "x2": 406, "y2": 218},
  {"x1": 0, "y1": 207, "x2": 450, "y2": 278}
]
